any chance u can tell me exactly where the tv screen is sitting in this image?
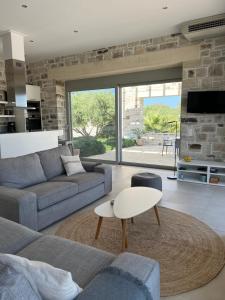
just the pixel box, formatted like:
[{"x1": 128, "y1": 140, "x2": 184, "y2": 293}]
[{"x1": 187, "y1": 91, "x2": 225, "y2": 113}]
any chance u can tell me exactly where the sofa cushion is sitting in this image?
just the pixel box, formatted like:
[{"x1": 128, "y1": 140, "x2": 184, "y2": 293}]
[
  {"x1": 25, "y1": 181, "x2": 78, "y2": 211},
  {"x1": 17, "y1": 235, "x2": 115, "y2": 288},
  {"x1": 51, "y1": 172, "x2": 105, "y2": 193},
  {"x1": 37, "y1": 146, "x2": 71, "y2": 180},
  {"x1": 0, "y1": 153, "x2": 46, "y2": 188},
  {"x1": 0, "y1": 217, "x2": 41, "y2": 254}
]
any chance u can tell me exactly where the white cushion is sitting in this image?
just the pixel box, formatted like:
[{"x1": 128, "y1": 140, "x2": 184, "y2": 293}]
[
  {"x1": 0, "y1": 254, "x2": 82, "y2": 300},
  {"x1": 61, "y1": 155, "x2": 86, "y2": 176}
]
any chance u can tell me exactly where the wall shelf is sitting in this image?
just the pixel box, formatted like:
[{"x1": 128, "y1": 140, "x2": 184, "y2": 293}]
[
  {"x1": 178, "y1": 178, "x2": 208, "y2": 184},
  {"x1": 178, "y1": 169, "x2": 207, "y2": 174},
  {"x1": 0, "y1": 115, "x2": 15, "y2": 118},
  {"x1": 210, "y1": 172, "x2": 225, "y2": 176},
  {"x1": 177, "y1": 160, "x2": 225, "y2": 187}
]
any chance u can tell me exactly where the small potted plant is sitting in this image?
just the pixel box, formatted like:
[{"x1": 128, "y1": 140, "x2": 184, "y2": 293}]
[{"x1": 132, "y1": 128, "x2": 145, "y2": 146}]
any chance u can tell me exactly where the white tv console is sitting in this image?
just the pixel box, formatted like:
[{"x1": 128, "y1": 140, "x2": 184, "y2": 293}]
[{"x1": 177, "y1": 160, "x2": 225, "y2": 187}]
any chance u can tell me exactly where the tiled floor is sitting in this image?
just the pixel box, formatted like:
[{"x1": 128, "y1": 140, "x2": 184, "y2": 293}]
[
  {"x1": 88, "y1": 144, "x2": 174, "y2": 166},
  {"x1": 43, "y1": 165, "x2": 225, "y2": 300}
]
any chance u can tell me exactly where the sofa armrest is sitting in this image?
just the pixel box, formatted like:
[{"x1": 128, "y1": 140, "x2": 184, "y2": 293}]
[
  {"x1": 0, "y1": 186, "x2": 38, "y2": 230},
  {"x1": 77, "y1": 252, "x2": 157, "y2": 300},
  {"x1": 111, "y1": 253, "x2": 160, "y2": 300},
  {"x1": 94, "y1": 164, "x2": 112, "y2": 194},
  {"x1": 81, "y1": 161, "x2": 101, "y2": 172}
]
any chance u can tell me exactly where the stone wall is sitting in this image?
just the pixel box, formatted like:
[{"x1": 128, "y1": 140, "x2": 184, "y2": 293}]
[
  {"x1": 5, "y1": 32, "x2": 225, "y2": 161},
  {"x1": 26, "y1": 60, "x2": 66, "y2": 130},
  {"x1": 181, "y1": 36, "x2": 225, "y2": 161},
  {"x1": 0, "y1": 60, "x2": 14, "y2": 133},
  {"x1": 26, "y1": 33, "x2": 191, "y2": 131},
  {"x1": 0, "y1": 61, "x2": 6, "y2": 91}
]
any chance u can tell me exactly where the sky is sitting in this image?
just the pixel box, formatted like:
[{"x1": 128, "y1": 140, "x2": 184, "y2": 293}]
[{"x1": 144, "y1": 96, "x2": 181, "y2": 108}]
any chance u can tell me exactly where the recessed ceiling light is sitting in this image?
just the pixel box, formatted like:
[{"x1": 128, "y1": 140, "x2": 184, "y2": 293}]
[
  {"x1": 21, "y1": 4, "x2": 28, "y2": 8},
  {"x1": 162, "y1": 1, "x2": 168, "y2": 9}
]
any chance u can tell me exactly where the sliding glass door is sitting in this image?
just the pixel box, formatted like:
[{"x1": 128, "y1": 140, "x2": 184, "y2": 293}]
[
  {"x1": 71, "y1": 88, "x2": 116, "y2": 162},
  {"x1": 68, "y1": 77, "x2": 181, "y2": 168},
  {"x1": 121, "y1": 82, "x2": 181, "y2": 167}
]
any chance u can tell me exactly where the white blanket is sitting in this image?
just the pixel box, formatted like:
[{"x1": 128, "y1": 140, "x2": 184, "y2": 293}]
[{"x1": 0, "y1": 253, "x2": 82, "y2": 300}]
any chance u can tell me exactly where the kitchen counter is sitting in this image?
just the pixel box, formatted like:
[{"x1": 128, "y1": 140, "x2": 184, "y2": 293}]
[{"x1": 0, "y1": 130, "x2": 63, "y2": 158}]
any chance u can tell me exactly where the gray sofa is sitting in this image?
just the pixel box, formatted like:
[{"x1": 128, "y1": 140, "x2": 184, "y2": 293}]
[
  {"x1": 0, "y1": 146, "x2": 112, "y2": 231},
  {"x1": 0, "y1": 217, "x2": 160, "y2": 300}
]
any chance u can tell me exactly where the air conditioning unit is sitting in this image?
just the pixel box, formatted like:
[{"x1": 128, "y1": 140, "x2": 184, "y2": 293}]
[{"x1": 181, "y1": 14, "x2": 225, "y2": 41}]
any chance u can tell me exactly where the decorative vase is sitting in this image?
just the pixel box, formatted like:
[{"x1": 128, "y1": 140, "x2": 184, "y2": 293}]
[{"x1": 136, "y1": 138, "x2": 144, "y2": 146}]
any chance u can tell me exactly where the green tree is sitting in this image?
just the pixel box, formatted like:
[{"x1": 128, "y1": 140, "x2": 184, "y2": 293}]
[
  {"x1": 144, "y1": 104, "x2": 180, "y2": 133},
  {"x1": 71, "y1": 91, "x2": 115, "y2": 137}
]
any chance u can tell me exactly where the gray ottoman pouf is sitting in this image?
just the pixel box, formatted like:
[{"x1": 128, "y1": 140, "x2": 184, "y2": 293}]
[{"x1": 131, "y1": 173, "x2": 162, "y2": 191}]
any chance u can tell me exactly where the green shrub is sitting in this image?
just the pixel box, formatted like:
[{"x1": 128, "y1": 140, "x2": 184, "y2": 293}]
[
  {"x1": 73, "y1": 136, "x2": 135, "y2": 157},
  {"x1": 97, "y1": 137, "x2": 116, "y2": 151},
  {"x1": 122, "y1": 138, "x2": 136, "y2": 148},
  {"x1": 73, "y1": 136, "x2": 106, "y2": 157},
  {"x1": 101, "y1": 123, "x2": 115, "y2": 138},
  {"x1": 98, "y1": 137, "x2": 136, "y2": 150},
  {"x1": 105, "y1": 137, "x2": 116, "y2": 149}
]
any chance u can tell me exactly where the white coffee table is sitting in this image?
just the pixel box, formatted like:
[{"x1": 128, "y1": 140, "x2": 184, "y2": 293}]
[{"x1": 94, "y1": 186, "x2": 162, "y2": 251}]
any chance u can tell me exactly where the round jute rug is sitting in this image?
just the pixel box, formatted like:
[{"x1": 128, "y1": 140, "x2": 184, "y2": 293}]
[{"x1": 55, "y1": 207, "x2": 225, "y2": 296}]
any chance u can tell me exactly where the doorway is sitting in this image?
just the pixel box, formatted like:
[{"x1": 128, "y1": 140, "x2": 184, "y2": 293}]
[
  {"x1": 120, "y1": 82, "x2": 181, "y2": 167},
  {"x1": 68, "y1": 78, "x2": 181, "y2": 168},
  {"x1": 70, "y1": 88, "x2": 117, "y2": 162}
]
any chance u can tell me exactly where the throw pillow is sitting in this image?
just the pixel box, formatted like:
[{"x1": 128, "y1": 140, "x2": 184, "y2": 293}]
[
  {"x1": 0, "y1": 254, "x2": 82, "y2": 300},
  {"x1": 0, "y1": 264, "x2": 41, "y2": 300},
  {"x1": 61, "y1": 155, "x2": 86, "y2": 176}
]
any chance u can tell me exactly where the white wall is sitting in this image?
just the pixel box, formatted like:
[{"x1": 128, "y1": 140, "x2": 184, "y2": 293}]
[{"x1": 0, "y1": 131, "x2": 61, "y2": 158}]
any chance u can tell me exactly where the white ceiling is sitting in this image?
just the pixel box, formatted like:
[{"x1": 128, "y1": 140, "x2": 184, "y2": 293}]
[{"x1": 0, "y1": 0, "x2": 224, "y2": 62}]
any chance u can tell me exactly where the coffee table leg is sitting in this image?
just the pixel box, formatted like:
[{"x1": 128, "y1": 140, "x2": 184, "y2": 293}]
[
  {"x1": 121, "y1": 219, "x2": 128, "y2": 251},
  {"x1": 131, "y1": 217, "x2": 134, "y2": 224},
  {"x1": 154, "y1": 206, "x2": 160, "y2": 225},
  {"x1": 95, "y1": 216, "x2": 103, "y2": 239}
]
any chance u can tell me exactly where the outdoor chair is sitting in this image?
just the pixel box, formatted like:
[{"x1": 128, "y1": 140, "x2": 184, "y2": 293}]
[{"x1": 162, "y1": 137, "x2": 173, "y2": 156}]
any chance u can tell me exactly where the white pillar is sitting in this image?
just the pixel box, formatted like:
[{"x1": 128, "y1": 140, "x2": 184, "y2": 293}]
[
  {"x1": 2, "y1": 31, "x2": 25, "y2": 61},
  {"x1": 1, "y1": 31, "x2": 27, "y2": 132}
]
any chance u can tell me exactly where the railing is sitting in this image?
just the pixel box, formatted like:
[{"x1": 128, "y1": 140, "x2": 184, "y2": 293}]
[{"x1": 142, "y1": 132, "x2": 180, "y2": 145}]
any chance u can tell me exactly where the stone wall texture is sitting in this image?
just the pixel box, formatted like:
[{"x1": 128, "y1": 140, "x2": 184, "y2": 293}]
[
  {"x1": 26, "y1": 33, "x2": 191, "y2": 131},
  {"x1": 2, "y1": 32, "x2": 225, "y2": 161},
  {"x1": 0, "y1": 60, "x2": 14, "y2": 133},
  {"x1": 181, "y1": 36, "x2": 225, "y2": 161},
  {"x1": 26, "y1": 59, "x2": 66, "y2": 130}
]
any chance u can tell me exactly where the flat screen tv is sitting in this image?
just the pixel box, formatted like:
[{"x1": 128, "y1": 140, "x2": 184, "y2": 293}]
[{"x1": 187, "y1": 91, "x2": 225, "y2": 113}]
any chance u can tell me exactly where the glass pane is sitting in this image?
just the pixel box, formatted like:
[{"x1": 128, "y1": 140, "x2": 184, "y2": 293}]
[
  {"x1": 165, "y1": 82, "x2": 181, "y2": 96},
  {"x1": 71, "y1": 88, "x2": 116, "y2": 161},
  {"x1": 121, "y1": 82, "x2": 181, "y2": 167},
  {"x1": 151, "y1": 84, "x2": 164, "y2": 97}
]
